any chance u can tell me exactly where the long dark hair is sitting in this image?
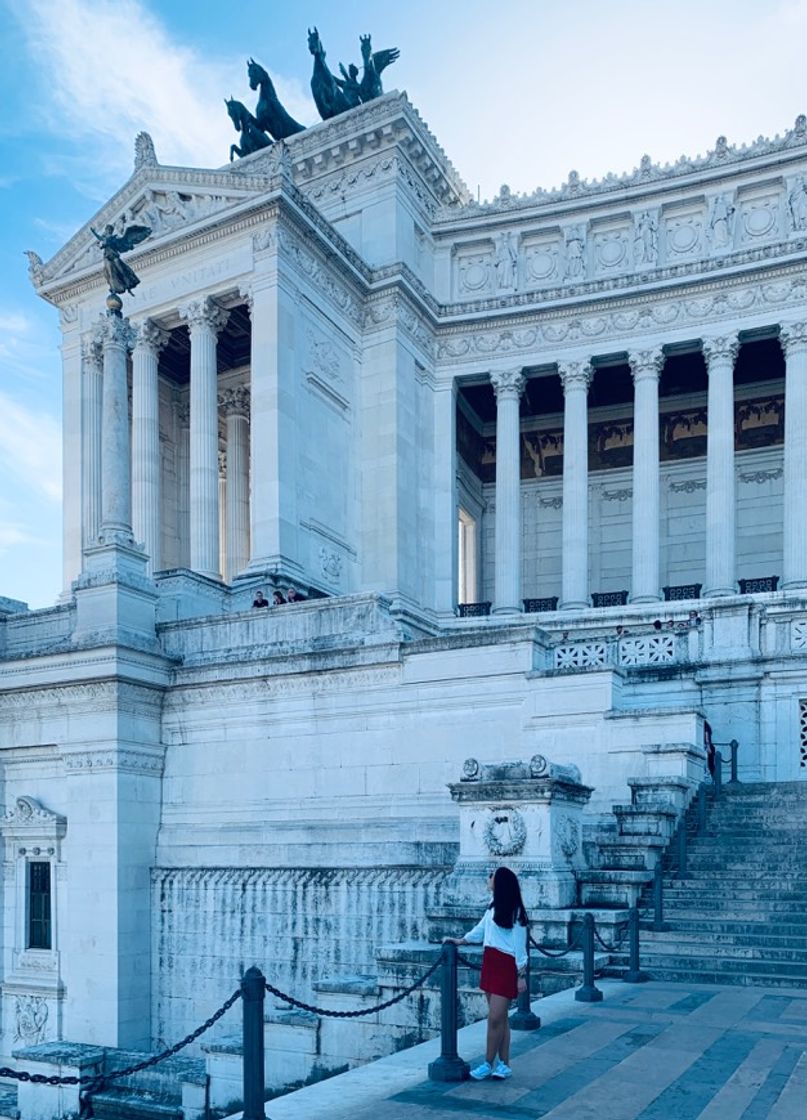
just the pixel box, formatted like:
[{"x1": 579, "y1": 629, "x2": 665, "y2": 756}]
[{"x1": 489, "y1": 866, "x2": 528, "y2": 929}]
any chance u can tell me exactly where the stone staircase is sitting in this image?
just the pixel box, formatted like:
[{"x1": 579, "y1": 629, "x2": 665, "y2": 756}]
[
  {"x1": 86, "y1": 1053, "x2": 206, "y2": 1120},
  {"x1": 607, "y1": 781, "x2": 807, "y2": 988}
]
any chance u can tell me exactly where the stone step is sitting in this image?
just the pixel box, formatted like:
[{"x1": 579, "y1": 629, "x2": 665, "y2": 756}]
[
  {"x1": 90, "y1": 1089, "x2": 182, "y2": 1120},
  {"x1": 652, "y1": 916, "x2": 807, "y2": 936},
  {"x1": 659, "y1": 884, "x2": 807, "y2": 899},
  {"x1": 631, "y1": 939, "x2": 807, "y2": 963},
  {"x1": 602, "y1": 961, "x2": 807, "y2": 990},
  {"x1": 607, "y1": 951, "x2": 807, "y2": 980},
  {"x1": 0, "y1": 1085, "x2": 17, "y2": 1120},
  {"x1": 658, "y1": 895, "x2": 807, "y2": 912},
  {"x1": 640, "y1": 929, "x2": 807, "y2": 950}
]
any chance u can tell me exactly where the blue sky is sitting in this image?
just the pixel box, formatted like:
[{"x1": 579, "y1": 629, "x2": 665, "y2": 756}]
[{"x1": 2, "y1": 0, "x2": 807, "y2": 608}]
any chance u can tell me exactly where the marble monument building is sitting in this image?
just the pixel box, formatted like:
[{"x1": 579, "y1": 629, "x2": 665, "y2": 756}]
[{"x1": 4, "y1": 91, "x2": 807, "y2": 1086}]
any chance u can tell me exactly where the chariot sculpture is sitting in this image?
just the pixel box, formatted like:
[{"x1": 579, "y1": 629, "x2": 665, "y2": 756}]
[{"x1": 226, "y1": 30, "x2": 400, "y2": 160}]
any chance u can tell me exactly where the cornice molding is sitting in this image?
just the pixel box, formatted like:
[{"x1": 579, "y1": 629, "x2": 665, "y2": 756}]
[{"x1": 436, "y1": 113, "x2": 807, "y2": 221}]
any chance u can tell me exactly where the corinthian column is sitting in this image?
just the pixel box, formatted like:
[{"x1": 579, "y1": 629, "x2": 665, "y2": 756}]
[
  {"x1": 99, "y1": 314, "x2": 136, "y2": 544},
  {"x1": 132, "y1": 319, "x2": 168, "y2": 574},
  {"x1": 180, "y1": 297, "x2": 229, "y2": 579},
  {"x1": 81, "y1": 332, "x2": 103, "y2": 552},
  {"x1": 559, "y1": 360, "x2": 593, "y2": 609},
  {"x1": 220, "y1": 386, "x2": 251, "y2": 582},
  {"x1": 781, "y1": 322, "x2": 807, "y2": 588},
  {"x1": 491, "y1": 368, "x2": 526, "y2": 614},
  {"x1": 629, "y1": 348, "x2": 664, "y2": 602},
  {"x1": 703, "y1": 334, "x2": 739, "y2": 597}
]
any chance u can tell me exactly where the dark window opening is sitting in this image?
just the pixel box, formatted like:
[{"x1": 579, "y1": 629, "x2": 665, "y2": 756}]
[{"x1": 28, "y1": 861, "x2": 51, "y2": 950}]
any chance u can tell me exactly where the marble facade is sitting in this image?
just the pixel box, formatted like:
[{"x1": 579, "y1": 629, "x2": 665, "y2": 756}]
[{"x1": 4, "y1": 92, "x2": 807, "y2": 1086}]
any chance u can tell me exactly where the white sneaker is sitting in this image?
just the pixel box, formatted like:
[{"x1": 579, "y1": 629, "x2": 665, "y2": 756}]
[
  {"x1": 492, "y1": 1060, "x2": 512, "y2": 1079},
  {"x1": 470, "y1": 1061, "x2": 493, "y2": 1080}
]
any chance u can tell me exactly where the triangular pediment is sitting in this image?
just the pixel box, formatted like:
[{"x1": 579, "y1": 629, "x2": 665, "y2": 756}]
[{"x1": 31, "y1": 164, "x2": 268, "y2": 292}]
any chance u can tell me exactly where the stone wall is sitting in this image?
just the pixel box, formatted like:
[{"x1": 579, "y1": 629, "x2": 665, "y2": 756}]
[{"x1": 151, "y1": 865, "x2": 448, "y2": 1049}]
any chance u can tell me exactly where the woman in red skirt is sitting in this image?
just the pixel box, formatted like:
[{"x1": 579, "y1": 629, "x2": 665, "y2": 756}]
[{"x1": 444, "y1": 866, "x2": 528, "y2": 1080}]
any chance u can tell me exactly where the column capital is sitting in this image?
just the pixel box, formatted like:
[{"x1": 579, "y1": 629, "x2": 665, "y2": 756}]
[
  {"x1": 238, "y1": 284, "x2": 254, "y2": 316},
  {"x1": 558, "y1": 359, "x2": 593, "y2": 393},
  {"x1": 81, "y1": 333, "x2": 103, "y2": 371},
  {"x1": 490, "y1": 368, "x2": 526, "y2": 400},
  {"x1": 132, "y1": 318, "x2": 170, "y2": 356},
  {"x1": 780, "y1": 321, "x2": 807, "y2": 356},
  {"x1": 97, "y1": 313, "x2": 136, "y2": 352},
  {"x1": 218, "y1": 385, "x2": 251, "y2": 419},
  {"x1": 179, "y1": 296, "x2": 230, "y2": 338},
  {"x1": 701, "y1": 334, "x2": 739, "y2": 366},
  {"x1": 628, "y1": 347, "x2": 664, "y2": 382}
]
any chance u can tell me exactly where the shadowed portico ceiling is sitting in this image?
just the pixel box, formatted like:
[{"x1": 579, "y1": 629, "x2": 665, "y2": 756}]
[
  {"x1": 158, "y1": 304, "x2": 252, "y2": 383},
  {"x1": 458, "y1": 339, "x2": 784, "y2": 428}
]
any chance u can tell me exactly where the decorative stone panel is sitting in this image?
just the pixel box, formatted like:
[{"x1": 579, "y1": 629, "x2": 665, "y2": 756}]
[
  {"x1": 554, "y1": 642, "x2": 610, "y2": 670},
  {"x1": 800, "y1": 700, "x2": 807, "y2": 769},
  {"x1": 619, "y1": 634, "x2": 676, "y2": 666}
]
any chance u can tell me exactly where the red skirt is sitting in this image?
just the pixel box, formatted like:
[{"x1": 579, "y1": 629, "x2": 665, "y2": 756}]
[{"x1": 480, "y1": 946, "x2": 517, "y2": 999}]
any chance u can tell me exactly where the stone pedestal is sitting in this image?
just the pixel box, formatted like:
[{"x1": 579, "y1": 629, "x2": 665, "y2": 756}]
[{"x1": 445, "y1": 756, "x2": 592, "y2": 910}]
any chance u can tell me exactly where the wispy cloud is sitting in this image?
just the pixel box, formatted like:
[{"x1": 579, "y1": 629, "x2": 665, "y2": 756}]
[
  {"x1": 14, "y1": 0, "x2": 313, "y2": 190},
  {"x1": 0, "y1": 523, "x2": 43, "y2": 556},
  {"x1": 0, "y1": 391, "x2": 61, "y2": 502}
]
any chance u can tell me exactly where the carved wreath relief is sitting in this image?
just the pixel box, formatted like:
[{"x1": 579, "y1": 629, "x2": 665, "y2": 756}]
[{"x1": 483, "y1": 807, "x2": 527, "y2": 856}]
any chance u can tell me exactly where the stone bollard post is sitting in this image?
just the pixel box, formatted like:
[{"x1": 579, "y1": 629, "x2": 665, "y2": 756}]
[
  {"x1": 242, "y1": 966, "x2": 268, "y2": 1120},
  {"x1": 622, "y1": 908, "x2": 648, "y2": 984},
  {"x1": 509, "y1": 941, "x2": 541, "y2": 1031},
  {"x1": 428, "y1": 943, "x2": 470, "y2": 1082},
  {"x1": 574, "y1": 913, "x2": 603, "y2": 1003}
]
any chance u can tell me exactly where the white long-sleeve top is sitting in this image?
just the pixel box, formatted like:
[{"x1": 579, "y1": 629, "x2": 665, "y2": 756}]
[{"x1": 463, "y1": 908, "x2": 528, "y2": 971}]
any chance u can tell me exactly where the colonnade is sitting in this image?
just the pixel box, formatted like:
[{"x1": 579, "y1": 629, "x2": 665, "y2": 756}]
[
  {"x1": 81, "y1": 297, "x2": 250, "y2": 581},
  {"x1": 486, "y1": 323, "x2": 807, "y2": 614}
]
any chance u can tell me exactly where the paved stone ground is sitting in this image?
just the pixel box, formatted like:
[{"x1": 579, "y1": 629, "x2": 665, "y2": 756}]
[{"x1": 267, "y1": 980, "x2": 807, "y2": 1120}]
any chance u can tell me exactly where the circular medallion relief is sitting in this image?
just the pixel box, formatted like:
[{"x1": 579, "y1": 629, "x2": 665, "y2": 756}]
[
  {"x1": 528, "y1": 250, "x2": 555, "y2": 279},
  {"x1": 744, "y1": 208, "x2": 774, "y2": 237},
  {"x1": 598, "y1": 239, "x2": 625, "y2": 267},
  {"x1": 461, "y1": 262, "x2": 489, "y2": 291},
  {"x1": 670, "y1": 225, "x2": 698, "y2": 253},
  {"x1": 483, "y1": 807, "x2": 527, "y2": 856}
]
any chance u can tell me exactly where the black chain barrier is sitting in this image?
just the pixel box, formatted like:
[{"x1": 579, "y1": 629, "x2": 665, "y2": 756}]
[
  {"x1": 0, "y1": 1066, "x2": 80, "y2": 1087},
  {"x1": 593, "y1": 926, "x2": 624, "y2": 954},
  {"x1": 79, "y1": 988, "x2": 242, "y2": 1117},
  {"x1": 529, "y1": 927, "x2": 583, "y2": 958},
  {"x1": 456, "y1": 952, "x2": 481, "y2": 971},
  {"x1": 263, "y1": 954, "x2": 442, "y2": 1018}
]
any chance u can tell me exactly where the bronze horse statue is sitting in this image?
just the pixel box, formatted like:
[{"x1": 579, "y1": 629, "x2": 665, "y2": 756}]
[
  {"x1": 247, "y1": 59, "x2": 305, "y2": 140},
  {"x1": 357, "y1": 34, "x2": 400, "y2": 102},
  {"x1": 307, "y1": 27, "x2": 351, "y2": 120},
  {"x1": 226, "y1": 98, "x2": 272, "y2": 162}
]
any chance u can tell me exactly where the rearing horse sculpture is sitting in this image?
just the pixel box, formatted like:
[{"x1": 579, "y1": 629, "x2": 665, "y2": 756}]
[
  {"x1": 307, "y1": 27, "x2": 351, "y2": 120},
  {"x1": 247, "y1": 59, "x2": 305, "y2": 140},
  {"x1": 226, "y1": 98, "x2": 272, "y2": 162}
]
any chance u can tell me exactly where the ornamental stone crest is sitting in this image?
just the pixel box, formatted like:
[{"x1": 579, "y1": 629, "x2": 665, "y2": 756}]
[{"x1": 14, "y1": 996, "x2": 49, "y2": 1045}]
